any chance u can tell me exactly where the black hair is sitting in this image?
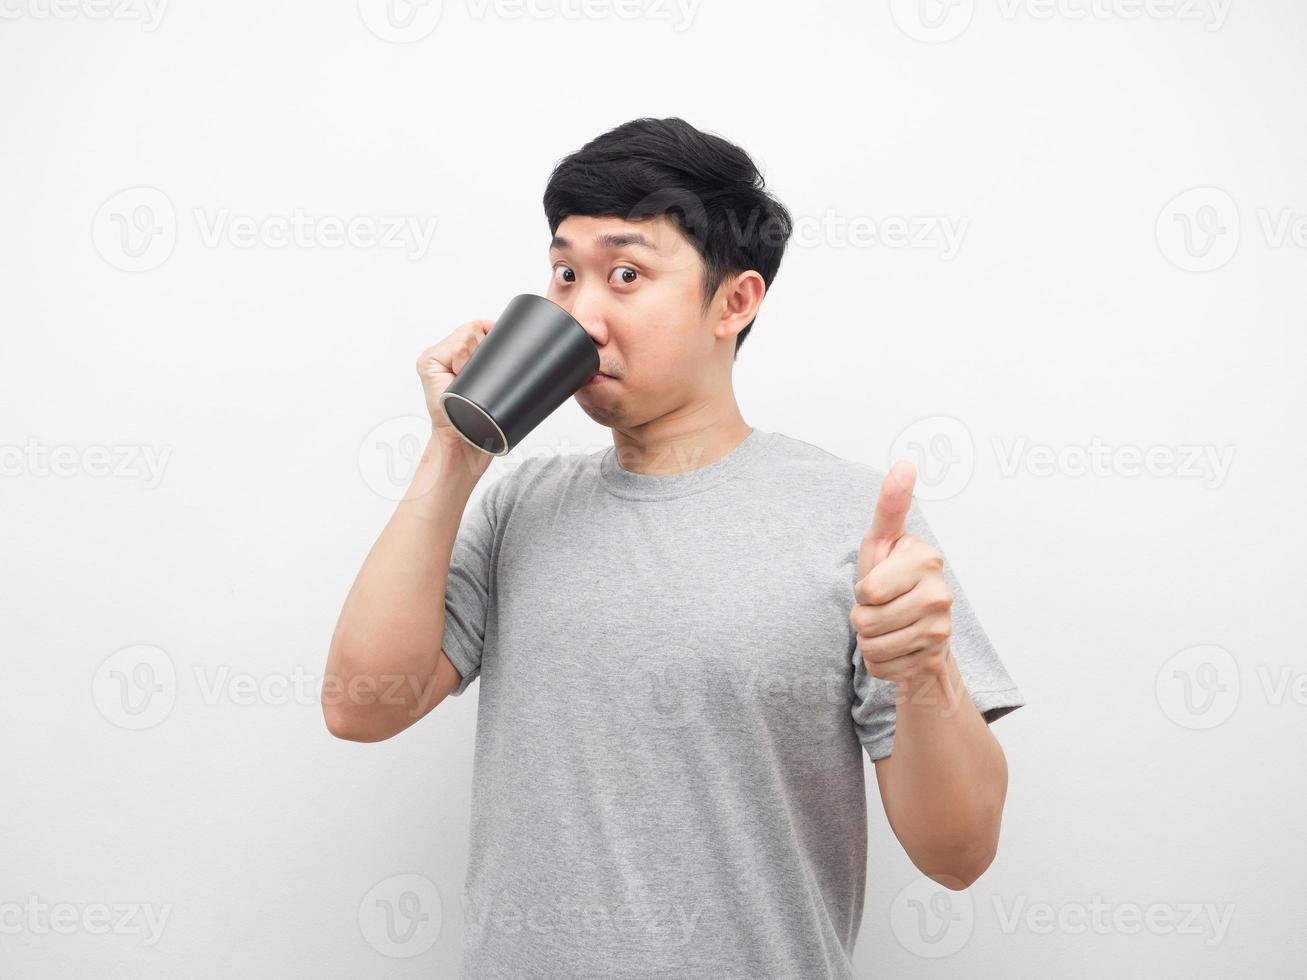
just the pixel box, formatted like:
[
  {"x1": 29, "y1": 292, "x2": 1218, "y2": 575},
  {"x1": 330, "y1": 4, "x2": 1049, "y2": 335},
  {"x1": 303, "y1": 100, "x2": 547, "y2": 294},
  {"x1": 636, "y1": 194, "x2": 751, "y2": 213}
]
[{"x1": 542, "y1": 117, "x2": 793, "y2": 357}]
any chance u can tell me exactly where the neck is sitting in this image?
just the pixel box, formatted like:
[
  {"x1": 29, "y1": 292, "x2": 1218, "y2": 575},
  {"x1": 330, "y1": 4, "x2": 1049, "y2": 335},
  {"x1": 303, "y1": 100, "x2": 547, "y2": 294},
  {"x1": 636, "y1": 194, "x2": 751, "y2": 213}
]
[{"x1": 609, "y1": 395, "x2": 752, "y2": 476}]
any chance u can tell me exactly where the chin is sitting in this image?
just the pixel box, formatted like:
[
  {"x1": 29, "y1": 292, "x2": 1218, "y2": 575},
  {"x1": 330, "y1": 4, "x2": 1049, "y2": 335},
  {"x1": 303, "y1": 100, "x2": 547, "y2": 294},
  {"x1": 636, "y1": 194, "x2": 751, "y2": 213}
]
[{"x1": 575, "y1": 395, "x2": 622, "y2": 427}]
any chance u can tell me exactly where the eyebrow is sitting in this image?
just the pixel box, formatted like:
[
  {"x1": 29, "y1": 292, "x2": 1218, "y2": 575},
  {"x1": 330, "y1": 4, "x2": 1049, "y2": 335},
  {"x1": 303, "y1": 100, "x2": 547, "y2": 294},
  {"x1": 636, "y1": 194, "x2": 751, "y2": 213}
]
[{"x1": 550, "y1": 232, "x2": 661, "y2": 254}]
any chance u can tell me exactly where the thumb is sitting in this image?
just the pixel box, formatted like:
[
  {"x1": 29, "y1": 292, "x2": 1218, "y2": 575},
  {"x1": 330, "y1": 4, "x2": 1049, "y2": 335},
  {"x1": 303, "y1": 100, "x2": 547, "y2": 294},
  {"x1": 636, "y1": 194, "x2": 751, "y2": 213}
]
[{"x1": 857, "y1": 459, "x2": 918, "y2": 581}]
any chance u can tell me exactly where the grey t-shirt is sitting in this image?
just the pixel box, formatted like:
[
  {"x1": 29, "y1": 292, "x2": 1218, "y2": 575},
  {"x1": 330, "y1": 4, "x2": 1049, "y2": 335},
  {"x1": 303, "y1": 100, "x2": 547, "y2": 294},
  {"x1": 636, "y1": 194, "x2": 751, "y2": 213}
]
[{"x1": 441, "y1": 426, "x2": 1026, "y2": 978}]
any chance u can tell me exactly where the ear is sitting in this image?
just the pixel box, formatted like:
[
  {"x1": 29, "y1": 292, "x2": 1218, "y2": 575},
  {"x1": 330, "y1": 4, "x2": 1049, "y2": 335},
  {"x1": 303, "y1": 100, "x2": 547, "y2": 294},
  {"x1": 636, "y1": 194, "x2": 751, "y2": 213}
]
[{"x1": 714, "y1": 270, "x2": 766, "y2": 343}]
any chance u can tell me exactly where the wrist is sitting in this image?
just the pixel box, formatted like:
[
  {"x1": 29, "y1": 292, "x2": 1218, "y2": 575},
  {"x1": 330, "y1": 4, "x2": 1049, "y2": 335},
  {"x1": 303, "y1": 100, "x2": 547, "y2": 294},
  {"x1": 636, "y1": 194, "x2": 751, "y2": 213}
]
[
  {"x1": 895, "y1": 645, "x2": 965, "y2": 714},
  {"x1": 395, "y1": 431, "x2": 488, "y2": 511},
  {"x1": 431, "y1": 426, "x2": 494, "y2": 475}
]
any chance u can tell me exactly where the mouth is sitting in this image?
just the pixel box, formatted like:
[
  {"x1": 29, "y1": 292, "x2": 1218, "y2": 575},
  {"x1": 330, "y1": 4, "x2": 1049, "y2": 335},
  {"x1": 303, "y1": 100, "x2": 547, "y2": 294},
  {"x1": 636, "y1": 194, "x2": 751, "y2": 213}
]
[{"x1": 585, "y1": 369, "x2": 615, "y2": 386}]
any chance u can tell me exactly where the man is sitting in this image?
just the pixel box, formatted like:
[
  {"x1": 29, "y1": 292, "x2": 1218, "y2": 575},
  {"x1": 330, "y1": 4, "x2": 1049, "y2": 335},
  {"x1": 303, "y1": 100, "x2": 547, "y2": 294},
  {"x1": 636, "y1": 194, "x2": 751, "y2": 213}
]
[{"x1": 323, "y1": 117, "x2": 1026, "y2": 978}]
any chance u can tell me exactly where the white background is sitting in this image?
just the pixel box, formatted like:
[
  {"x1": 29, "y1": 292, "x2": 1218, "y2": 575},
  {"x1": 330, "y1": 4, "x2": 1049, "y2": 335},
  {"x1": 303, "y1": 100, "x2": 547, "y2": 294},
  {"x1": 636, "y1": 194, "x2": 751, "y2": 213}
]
[{"x1": 2, "y1": 0, "x2": 1304, "y2": 976}]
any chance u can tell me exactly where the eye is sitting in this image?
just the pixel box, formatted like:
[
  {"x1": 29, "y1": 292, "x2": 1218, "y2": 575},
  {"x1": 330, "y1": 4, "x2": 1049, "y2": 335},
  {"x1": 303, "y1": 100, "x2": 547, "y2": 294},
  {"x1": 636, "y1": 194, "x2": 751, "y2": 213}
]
[
  {"x1": 553, "y1": 265, "x2": 575, "y2": 285},
  {"x1": 610, "y1": 266, "x2": 639, "y2": 285}
]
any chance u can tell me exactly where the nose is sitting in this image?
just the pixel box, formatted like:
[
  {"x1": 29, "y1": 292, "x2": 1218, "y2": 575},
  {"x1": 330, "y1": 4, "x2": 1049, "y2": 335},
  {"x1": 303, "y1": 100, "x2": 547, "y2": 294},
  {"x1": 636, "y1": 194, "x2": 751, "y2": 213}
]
[{"x1": 560, "y1": 289, "x2": 608, "y2": 349}]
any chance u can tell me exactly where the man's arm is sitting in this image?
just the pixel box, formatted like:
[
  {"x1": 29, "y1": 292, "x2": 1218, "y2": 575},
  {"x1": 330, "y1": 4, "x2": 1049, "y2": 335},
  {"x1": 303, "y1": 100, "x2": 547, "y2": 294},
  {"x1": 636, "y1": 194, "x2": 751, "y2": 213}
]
[
  {"x1": 322, "y1": 430, "x2": 489, "y2": 742},
  {"x1": 872, "y1": 647, "x2": 1009, "y2": 889},
  {"x1": 851, "y1": 459, "x2": 1013, "y2": 889}
]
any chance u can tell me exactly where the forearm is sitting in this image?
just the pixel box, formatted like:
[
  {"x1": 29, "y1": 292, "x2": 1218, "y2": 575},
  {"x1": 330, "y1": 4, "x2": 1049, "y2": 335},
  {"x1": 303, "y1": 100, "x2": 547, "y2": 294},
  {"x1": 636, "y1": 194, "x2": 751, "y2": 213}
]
[
  {"x1": 323, "y1": 433, "x2": 486, "y2": 739},
  {"x1": 877, "y1": 646, "x2": 1009, "y2": 888}
]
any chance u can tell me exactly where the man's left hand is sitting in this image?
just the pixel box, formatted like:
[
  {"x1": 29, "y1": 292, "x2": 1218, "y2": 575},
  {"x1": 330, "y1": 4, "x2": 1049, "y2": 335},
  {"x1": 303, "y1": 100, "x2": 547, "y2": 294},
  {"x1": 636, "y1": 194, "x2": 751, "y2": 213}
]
[{"x1": 850, "y1": 460, "x2": 955, "y2": 686}]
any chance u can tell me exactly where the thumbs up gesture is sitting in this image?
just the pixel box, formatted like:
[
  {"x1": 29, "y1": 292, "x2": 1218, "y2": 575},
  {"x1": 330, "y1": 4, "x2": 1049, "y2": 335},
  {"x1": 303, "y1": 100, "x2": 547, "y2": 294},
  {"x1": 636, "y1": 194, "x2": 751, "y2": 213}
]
[{"x1": 850, "y1": 460, "x2": 955, "y2": 686}]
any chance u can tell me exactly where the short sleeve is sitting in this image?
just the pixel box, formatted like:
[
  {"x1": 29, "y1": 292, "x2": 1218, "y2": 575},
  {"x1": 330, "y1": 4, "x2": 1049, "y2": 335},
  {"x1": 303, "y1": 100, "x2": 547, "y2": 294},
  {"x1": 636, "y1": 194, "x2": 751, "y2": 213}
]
[
  {"x1": 441, "y1": 477, "x2": 502, "y2": 697},
  {"x1": 850, "y1": 495, "x2": 1027, "y2": 762}
]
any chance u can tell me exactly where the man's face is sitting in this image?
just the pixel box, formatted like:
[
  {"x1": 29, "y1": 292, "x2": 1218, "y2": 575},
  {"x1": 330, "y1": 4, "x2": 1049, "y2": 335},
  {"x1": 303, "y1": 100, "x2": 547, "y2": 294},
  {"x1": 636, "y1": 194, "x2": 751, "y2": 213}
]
[{"x1": 546, "y1": 214, "x2": 725, "y2": 430}]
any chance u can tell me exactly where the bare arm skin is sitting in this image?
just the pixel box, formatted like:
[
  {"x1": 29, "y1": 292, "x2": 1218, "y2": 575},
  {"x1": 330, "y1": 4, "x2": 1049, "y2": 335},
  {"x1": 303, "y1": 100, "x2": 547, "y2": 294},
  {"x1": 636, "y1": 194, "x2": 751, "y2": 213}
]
[
  {"x1": 322, "y1": 320, "x2": 495, "y2": 742},
  {"x1": 873, "y1": 650, "x2": 1009, "y2": 889},
  {"x1": 853, "y1": 460, "x2": 1012, "y2": 888}
]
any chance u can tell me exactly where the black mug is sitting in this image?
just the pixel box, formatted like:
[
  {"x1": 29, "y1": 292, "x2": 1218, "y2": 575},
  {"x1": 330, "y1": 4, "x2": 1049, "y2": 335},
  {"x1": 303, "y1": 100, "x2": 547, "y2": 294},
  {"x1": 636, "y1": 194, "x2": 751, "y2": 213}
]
[{"x1": 438, "y1": 294, "x2": 599, "y2": 456}]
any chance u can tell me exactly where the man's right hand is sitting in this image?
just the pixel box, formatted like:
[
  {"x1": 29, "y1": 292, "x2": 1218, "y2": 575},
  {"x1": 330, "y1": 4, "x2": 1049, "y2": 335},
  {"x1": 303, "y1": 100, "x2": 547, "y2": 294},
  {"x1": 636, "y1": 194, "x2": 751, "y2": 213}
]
[
  {"x1": 416, "y1": 318, "x2": 495, "y2": 468},
  {"x1": 322, "y1": 319, "x2": 500, "y2": 741}
]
